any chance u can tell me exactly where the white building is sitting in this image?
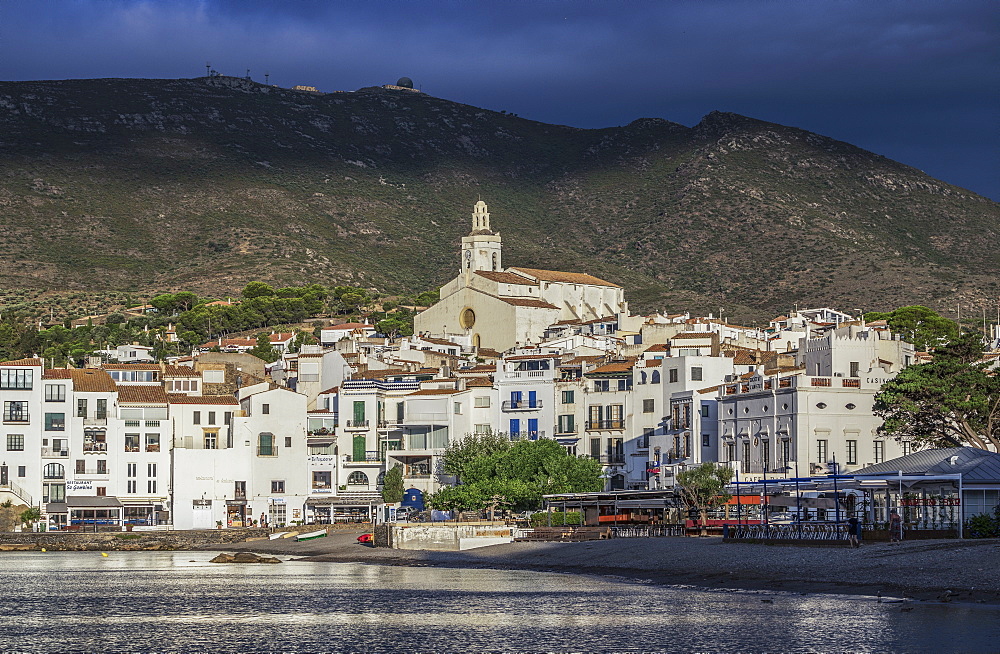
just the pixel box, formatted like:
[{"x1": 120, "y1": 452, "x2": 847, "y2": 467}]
[{"x1": 415, "y1": 201, "x2": 627, "y2": 352}]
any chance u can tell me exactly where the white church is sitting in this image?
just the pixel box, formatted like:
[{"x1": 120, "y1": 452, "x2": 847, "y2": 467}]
[{"x1": 414, "y1": 201, "x2": 628, "y2": 352}]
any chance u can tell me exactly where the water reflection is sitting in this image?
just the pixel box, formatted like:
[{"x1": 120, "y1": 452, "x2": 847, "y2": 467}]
[{"x1": 0, "y1": 551, "x2": 993, "y2": 653}]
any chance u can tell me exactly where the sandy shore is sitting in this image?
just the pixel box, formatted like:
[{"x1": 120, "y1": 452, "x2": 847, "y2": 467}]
[{"x1": 206, "y1": 529, "x2": 1000, "y2": 604}]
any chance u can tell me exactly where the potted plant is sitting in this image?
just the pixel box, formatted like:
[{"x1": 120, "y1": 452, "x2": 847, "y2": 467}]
[{"x1": 216, "y1": 520, "x2": 223, "y2": 529}]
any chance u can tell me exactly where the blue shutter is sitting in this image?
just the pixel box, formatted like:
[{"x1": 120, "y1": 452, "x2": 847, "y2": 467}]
[
  {"x1": 509, "y1": 419, "x2": 520, "y2": 438},
  {"x1": 528, "y1": 391, "x2": 537, "y2": 408},
  {"x1": 527, "y1": 418, "x2": 539, "y2": 439}
]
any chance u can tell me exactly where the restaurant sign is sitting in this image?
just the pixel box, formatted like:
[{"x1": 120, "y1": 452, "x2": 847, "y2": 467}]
[{"x1": 900, "y1": 497, "x2": 960, "y2": 506}]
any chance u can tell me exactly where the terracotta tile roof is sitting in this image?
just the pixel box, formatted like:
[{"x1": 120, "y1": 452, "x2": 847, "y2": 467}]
[
  {"x1": 670, "y1": 332, "x2": 714, "y2": 340},
  {"x1": 118, "y1": 385, "x2": 168, "y2": 404},
  {"x1": 552, "y1": 319, "x2": 582, "y2": 326},
  {"x1": 644, "y1": 359, "x2": 662, "y2": 367},
  {"x1": 582, "y1": 315, "x2": 617, "y2": 325},
  {"x1": 461, "y1": 365, "x2": 496, "y2": 373},
  {"x1": 644, "y1": 344, "x2": 670, "y2": 352},
  {"x1": 505, "y1": 354, "x2": 558, "y2": 360},
  {"x1": 697, "y1": 385, "x2": 721, "y2": 395},
  {"x1": 420, "y1": 337, "x2": 462, "y2": 347},
  {"x1": 407, "y1": 388, "x2": 460, "y2": 396},
  {"x1": 43, "y1": 369, "x2": 73, "y2": 379},
  {"x1": 510, "y1": 267, "x2": 619, "y2": 288},
  {"x1": 68, "y1": 369, "x2": 117, "y2": 393},
  {"x1": 466, "y1": 376, "x2": 493, "y2": 387},
  {"x1": 167, "y1": 394, "x2": 238, "y2": 405},
  {"x1": 474, "y1": 270, "x2": 538, "y2": 285},
  {"x1": 560, "y1": 356, "x2": 602, "y2": 367},
  {"x1": 102, "y1": 363, "x2": 161, "y2": 370},
  {"x1": 269, "y1": 333, "x2": 296, "y2": 342},
  {"x1": 0, "y1": 358, "x2": 42, "y2": 367},
  {"x1": 307, "y1": 408, "x2": 335, "y2": 414},
  {"x1": 320, "y1": 386, "x2": 339, "y2": 395},
  {"x1": 477, "y1": 348, "x2": 501, "y2": 358},
  {"x1": 163, "y1": 365, "x2": 200, "y2": 377},
  {"x1": 500, "y1": 297, "x2": 560, "y2": 309},
  {"x1": 732, "y1": 351, "x2": 757, "y2": 365},
  {"x1": 327, "y1": 322, "x2": 374, "y2": 330},
  {"x1": 587, "y1": 358, "x2": 636, "y2": 375}
]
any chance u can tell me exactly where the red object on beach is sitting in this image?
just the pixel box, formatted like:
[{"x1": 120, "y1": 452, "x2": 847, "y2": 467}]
[{"x1": 357, "y1": 533, "x2": 373, "y2": 543}]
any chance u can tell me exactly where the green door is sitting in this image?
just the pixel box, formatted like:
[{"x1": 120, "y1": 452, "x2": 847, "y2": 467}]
[
  {"x1": 353, "y1": 435, "x2": 366, "y2": 462},
  {"x1": 353, "y1": 401, "x2": 366, "y2": 426}
]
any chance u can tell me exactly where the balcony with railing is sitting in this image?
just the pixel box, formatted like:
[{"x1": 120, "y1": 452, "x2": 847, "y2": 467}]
[
  {"x1": 344, "y1": 451, "x2": 383, "y2": 465},
  {"x1": 586, "y1": 420, "x2": 624, "y2": 431},
  {"x1": 508, "y1": 431, "x2": 545, "y2": 441},
  {"x1": 75, "y1": 467, "x2": 111, "y2": 477},
  {"x1": 501, "y1": 400, "x2": 543, "y2": 411},
  {"x1": 344, "y1": 420, "x2": 369, "y2": 430},
  {"x1": 83, "y1": 416, "x2": 108, "y2": 426},
  {"x1": 591, "y1": 453, "x2": 626, "y2": 465},
  {"x1": 41, "y1": 447, "x2": 69, "y2": 458},
  {"x1": 83, "y1": 442, "x2": 108, "y2": 453},
  {"x1": 257, "y1": 446, "x2": 277, "y2": 457}
]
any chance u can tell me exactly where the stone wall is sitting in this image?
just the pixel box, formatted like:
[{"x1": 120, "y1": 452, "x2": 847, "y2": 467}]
[
  {"x1": 0, "y1": 528, "x2": 270, "y2": 551},
  {"x1": 386, "y1": 524, "x2": 512, "y2": 551}
]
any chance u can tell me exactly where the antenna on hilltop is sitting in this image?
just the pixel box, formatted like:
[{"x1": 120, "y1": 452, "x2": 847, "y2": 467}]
[
  {"x1": 264, "y1": 71, "x2": 270, "y2": 85},
  {"x1": 246, "y1": 68, "x2": 251, "y2": 80},
  {"x1": 205, "y1": 62, "x2": 211, "y2": 77}
]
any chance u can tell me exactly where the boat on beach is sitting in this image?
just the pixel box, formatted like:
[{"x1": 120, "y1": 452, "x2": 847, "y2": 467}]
[{"x1": 295, "y1": 529, "x2": 328, "y2": 542}]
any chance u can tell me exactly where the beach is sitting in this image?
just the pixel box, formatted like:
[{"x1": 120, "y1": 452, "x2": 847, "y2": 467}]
[{"x1": 210, "y1": 530, "x2": 1000, "y2": 604}]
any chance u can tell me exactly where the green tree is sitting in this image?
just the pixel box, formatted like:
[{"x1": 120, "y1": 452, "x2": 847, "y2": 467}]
[
  {"x1": 676, "y1": 463, "x2": 733, "y2": 536},
  {"x1": 173, "y1": 291, "x2": 199, "y2": 312},
  {"x1": 242, "y1": 281, "x2": 276, "y2": 299},
  {"x1": 440, "y1": 432, "x2": 511, "y2": 483},
  {"x1": 413, "y1": 289, "x2": 439, "y2": 307},
  {"x1": 19, "y1": 507, "x2": 41, "y2": 530},
  {"x1": 249, "y1": 332, "x2": 278, "y2": 363},
  {"x1": 430, "y1": 435, "x2": 603, "y2": 512},
  {"x1": 874, "y1": 333, "x2": 1000, "y2": 451},
  {"x1": 381, "y1": 465, "x2": 405, "y2": 504},
  {"x1": 376, "y1": 317, "x2": 410, "y2": 340},
  {"x1": 864, "y1": 305, "x2": 959, "y2": 352}
]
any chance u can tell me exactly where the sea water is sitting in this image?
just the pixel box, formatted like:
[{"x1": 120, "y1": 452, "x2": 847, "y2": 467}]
[{"x1": 0, "y1": 551, "x2": 994, "y2": 653}]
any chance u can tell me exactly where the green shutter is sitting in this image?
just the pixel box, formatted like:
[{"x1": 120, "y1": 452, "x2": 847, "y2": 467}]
[
  {"x1": 353, "y1": 401, "x2": 365, "y2": 425},
  {"x1": 353, "y1": 435, "x2": 366, "y2": 461}
]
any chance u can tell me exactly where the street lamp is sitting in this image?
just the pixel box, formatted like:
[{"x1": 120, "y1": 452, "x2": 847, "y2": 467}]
[{"x1": 762, "y1": 465, "x2": 769, "y2": 527}]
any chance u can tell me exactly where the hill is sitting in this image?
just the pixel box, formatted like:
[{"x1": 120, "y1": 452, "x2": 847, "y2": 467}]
[{"x1": 0, "y1": 76, "x2": 997, "y2": 321}]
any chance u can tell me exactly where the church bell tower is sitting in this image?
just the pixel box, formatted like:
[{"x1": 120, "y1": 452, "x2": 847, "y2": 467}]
[{"x1": 461, "y1": 200, "x2": 502, "y2": 278}]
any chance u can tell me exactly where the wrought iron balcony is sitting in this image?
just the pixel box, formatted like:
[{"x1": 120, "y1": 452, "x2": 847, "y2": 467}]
[{"x1": 502, "y1": 400, "x2": 543, "y2": 411}]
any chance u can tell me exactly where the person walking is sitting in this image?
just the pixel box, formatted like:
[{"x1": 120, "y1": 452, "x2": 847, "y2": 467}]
[
  {"x1": 847, "y1": 516, "x2": 861, "y2": 548},
  {"x1": 889, "y1": 511, "x2": 903, "y2": 543}
]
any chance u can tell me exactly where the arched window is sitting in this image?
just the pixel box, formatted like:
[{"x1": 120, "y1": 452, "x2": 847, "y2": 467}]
[
  {"x1": 43, "y1": 463, "x2": 64, "y2": 480},
  {"x1": 651, "y1": 370, "x2": 661, "y2": 384},
  {"x1": 347, "y1": 471, "x2": 369, "y2": 486},
  {"x1": 376, "y1": 471, "x2": 386, "y2": 486},
  {"x1": 640, "y1": 371, "x2": 647, "y2": 384},
  {"x1": 492, "y1": 252, "x2": 498, "y2": 270}
]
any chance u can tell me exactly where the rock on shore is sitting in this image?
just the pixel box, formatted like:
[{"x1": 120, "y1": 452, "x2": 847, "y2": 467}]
[{"x1": 210, "y1": 552, "x2": 281, "y2": 564}]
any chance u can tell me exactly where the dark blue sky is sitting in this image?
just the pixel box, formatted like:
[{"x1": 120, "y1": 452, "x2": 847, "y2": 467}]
[{"x1": 1, "y1": 0, "x2": 997, "y2": 199}]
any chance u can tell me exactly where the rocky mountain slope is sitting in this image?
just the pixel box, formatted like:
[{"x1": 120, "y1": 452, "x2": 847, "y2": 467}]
[{"x1": 0, "y1": 76, "x2": 996, "y2": 320}]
